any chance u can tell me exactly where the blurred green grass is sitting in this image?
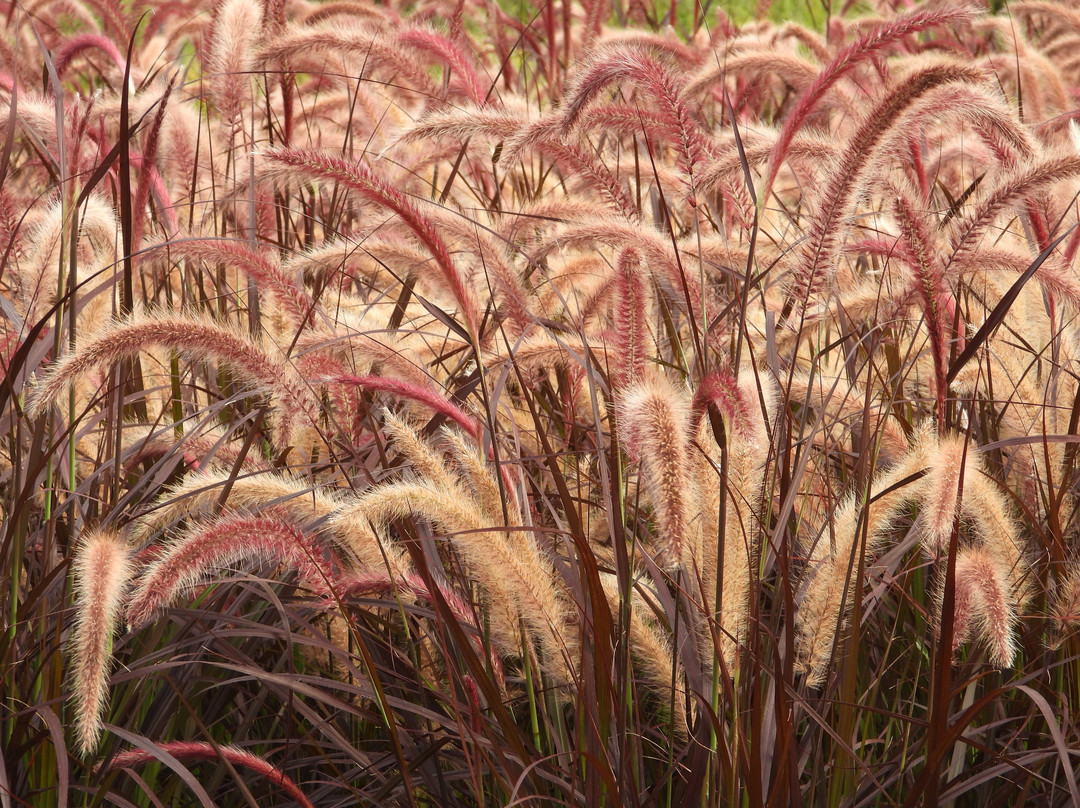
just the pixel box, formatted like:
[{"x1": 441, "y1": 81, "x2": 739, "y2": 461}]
[
  {"x1": 694, "y1": 0, "x2": 823, "y2": 27},
  {"x1": 496, "y1": 0, "x2": 827, "y2": 37}
]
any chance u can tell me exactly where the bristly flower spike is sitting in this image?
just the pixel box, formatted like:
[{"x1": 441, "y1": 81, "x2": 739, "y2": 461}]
[
  {"x1": 261, "y1": 148, "x2": 481, "y2": 339},
  {"x1": 70, "y1": 529, "x2": 132, "y2": 756},
  {"x1": 620, "y1": 375, "x2": 695, "y2": 567},
  {"x1": 26, "y1": 311, "x2": 320, "y2": 452},
  {"x1": 126, "y1": 513, "x2": 339, "y2": 629},
  {"x1": 763, "y1": 4, "x2": 976, "y2": 202},
  {"x1": 611, "y1": 247, "x2": 649, "y2": 391},
  {"x1": 104, "y1": 742, "x2": 316, "y2": 808},
  {"x1": 784, "y1": 61, "x2": 985, "y2": 322}
]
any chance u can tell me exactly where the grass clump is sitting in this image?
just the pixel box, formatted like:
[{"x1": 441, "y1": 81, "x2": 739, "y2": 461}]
[{"x1": 3, "y1": 0, "x2": 1080, "y2": 805}]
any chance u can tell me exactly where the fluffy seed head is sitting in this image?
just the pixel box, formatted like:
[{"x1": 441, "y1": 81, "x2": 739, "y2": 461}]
[
  {"x1": 25, "y1": 311, "x2": 319, "y2": 451},
  {"x1": 70, "y1": 529, "x2": 133, "y2": 756},
  {"x1": 105, "y1": 742, "x2": 315, "y2": 808},
  {"x1": 620, "y1": 375, "x2": 695, "y2": 567},
  {"x1": 612, "y1": 247, "x2": 649, "y2": 391},
  {"x1": 126, "y1": 513, "x2": 337, "y2": 629},
  {"x1": 950, "y1": 546, "x2": 1018, "y2": 668},
  {"x1": 1052, "y1": 566, "x2": 1080, "y2": 631}
]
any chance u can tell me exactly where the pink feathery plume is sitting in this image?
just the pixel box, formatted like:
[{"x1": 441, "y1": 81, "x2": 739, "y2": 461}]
[
  {"x1": 27, "y1": 313, "x2": 319, "y2": 444},
  {"x1": 262, "y1": 148, "x2": 480, "y2": 339},
  {"x1": 940, "y1": 243, "x2": 1080, "y2": 306},
  {"x1": 149, "y1": 238, "x2": 316, "y2": 325},
  {"x1": 763, "y1": 4, "x2": 975, "y2": 203},
  {"x1": 908, "y1": 136, "x2": 930, "y2": 200},
  {"x1": 126, "y1": 513, "x2": 339, "y2": 629},
  {"x1": 105, "y1": 742, "x2": 315, "y2": 808},
  {"x1": 611, "y1": 247, "x2": 648, "y2": 391},
  {"x1": 890, "y1": 180, "x2": 951, "y2": 424},
  {"x1": 951, "y1": 547, "x2": 1017, "y2": 668},
  {"x1": 948, "y1": 152, "x2": 1080, "y2": 274},
  {"x1": 53, "y1": 34, "x2": 128, "y2": 78},
  {"x1": 1052, "y1": 567, "x2": 1080, "y2": 630},
  {"x1": 396, "y1": 25, "x2": 493, "y2": 106},
  {"x1": 619, "y1": 376, "x2": 694, "y2": 567},
  {"x1": 542, "y1": 141, "x2": 638, "y2": 219},
  {"x1": 576, "y1": 104, "x2": 670, "y2": 140},
  {"x1": 328, "y1": 374, "x2": 479, "y2": 438},
  {"x1": 691, "y1": 367, "x2": 756, "y2": 440},
  {"x1": 785, "y1": 62, "x2": 984, "y2": 321},
  {"x1": 27, "y1": 313, "x2": 318, "y2": 453},
  {"x1": 560, "y1": 46, "x2": 709, "y2": 198},
  {"x1": 70, "y1": 530, "x2": 132, "y2": 756}
]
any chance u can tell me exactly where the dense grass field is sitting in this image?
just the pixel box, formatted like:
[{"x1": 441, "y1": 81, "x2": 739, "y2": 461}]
[{"x1": 3, "y1": 0, "x2": 1080, "y2": 804}]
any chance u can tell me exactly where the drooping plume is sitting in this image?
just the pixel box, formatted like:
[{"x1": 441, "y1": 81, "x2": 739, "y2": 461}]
[{"x1": 70, "y1": 529, "x2": 133, "y2": 756}]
